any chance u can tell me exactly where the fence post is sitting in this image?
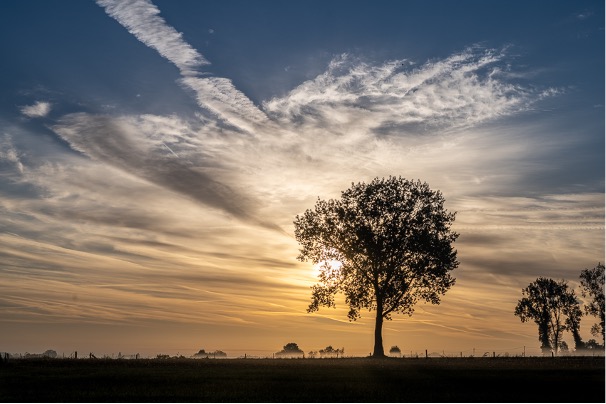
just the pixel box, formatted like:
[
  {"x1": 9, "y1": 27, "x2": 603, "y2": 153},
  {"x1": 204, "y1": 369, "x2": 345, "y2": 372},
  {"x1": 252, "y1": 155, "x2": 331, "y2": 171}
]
[{"x1": 425, "y1": 350, "x2": 428, "y2": 359}]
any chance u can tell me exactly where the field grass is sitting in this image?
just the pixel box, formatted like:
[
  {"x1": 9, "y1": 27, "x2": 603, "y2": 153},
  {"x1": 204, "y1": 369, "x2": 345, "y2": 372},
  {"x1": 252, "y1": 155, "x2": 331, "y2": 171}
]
[{"x1": 1, "y1": 356, "x2": 604, "y2": 402}]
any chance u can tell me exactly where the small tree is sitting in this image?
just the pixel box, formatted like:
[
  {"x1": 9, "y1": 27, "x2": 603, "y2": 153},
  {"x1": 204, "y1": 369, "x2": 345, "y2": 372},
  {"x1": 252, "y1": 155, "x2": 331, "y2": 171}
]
[
  {"x1": 275, "y1": 342, "x2": 304, "y2": 358},
  {"x1": 389, "y1": 346, "x2": 402, "y2": 357},
  {"x1": 319, "y1": 346, "x2": 344, "y2": 358},
  {"x1": 579, "y1": 263, "x2": 605, "y2": 345},
  {"x1": 294, "y1": 177, "x2": 459, "y2": 357},
  {"x1": 584, "y1": 339, "x2": 604, "y2": 350},
  {"x1": 514, "y1": 277, "x2": 580, "y2": 355}
]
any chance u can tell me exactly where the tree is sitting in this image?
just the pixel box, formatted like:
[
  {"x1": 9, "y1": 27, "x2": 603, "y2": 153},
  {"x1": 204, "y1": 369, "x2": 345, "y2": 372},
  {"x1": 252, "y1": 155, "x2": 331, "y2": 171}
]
[
  {"x1": 193, "y1": 349, "x2": 227, "y2": 358},
  {"x1": 43, "y1": 350, "x2": 57, "y2": 359},
  {"x1": 319, "y1": 346, "x2": 344, "y2": 358},
  {"x1": 275, "y1": 342, "x2": 304, "y2": 358},
  {"x1": 584, "y1": 339, "x2": 604, "y2": 350},
  {"x1": 294, "y1": 177, "x2": 459, "y2": 357},
  {"x1": 514, "y1": 278, "x2": 580, "y2": 355},
  {"x1": 389, "y1": 345, "x2": 402, "y2": 357},
  {"x1": 579, "y1": 263, "x2": 605, "y2": 345},
  {"x1": 564, "y1": 303, "x2": 585, "y2": 351}
]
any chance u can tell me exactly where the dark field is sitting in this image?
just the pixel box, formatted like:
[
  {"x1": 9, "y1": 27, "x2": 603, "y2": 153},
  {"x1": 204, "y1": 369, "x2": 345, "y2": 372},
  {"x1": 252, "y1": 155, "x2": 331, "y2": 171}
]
[{"x1": 1, "y1": 356, "x2": 604, "y2": 402}]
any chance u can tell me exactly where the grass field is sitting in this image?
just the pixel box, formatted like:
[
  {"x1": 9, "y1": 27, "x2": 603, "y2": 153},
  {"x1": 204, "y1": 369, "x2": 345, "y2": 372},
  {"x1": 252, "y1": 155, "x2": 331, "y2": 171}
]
[{"x1": 1, "y1": 356, "x2": 604, "y2": 402}]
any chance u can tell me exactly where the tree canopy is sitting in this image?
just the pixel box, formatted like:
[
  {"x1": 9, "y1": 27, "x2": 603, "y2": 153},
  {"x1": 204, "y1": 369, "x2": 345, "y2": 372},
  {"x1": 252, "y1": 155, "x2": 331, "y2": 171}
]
[
  {"x1": 579, "y1": 263, "x2": 605, "y2": 344},
  {"x1": 294, "y1": 176, "x2": 459, "y2": 357},
  {"x1": 514, "y1": 277, "x2": 581, "y2": 355}
]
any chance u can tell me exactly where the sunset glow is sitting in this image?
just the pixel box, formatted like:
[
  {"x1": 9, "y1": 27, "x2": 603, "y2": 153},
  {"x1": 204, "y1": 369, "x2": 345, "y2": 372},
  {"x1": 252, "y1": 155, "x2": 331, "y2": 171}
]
[{"x1": 0, "y1": 0, "x2": 603, "y2": 359}]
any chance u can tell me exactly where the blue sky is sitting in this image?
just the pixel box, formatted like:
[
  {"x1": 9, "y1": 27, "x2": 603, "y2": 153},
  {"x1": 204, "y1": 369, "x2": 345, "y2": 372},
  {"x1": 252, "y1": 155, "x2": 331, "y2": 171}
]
[{"x1": 0, "y1": 0, "x2": 604, "y2": 357}]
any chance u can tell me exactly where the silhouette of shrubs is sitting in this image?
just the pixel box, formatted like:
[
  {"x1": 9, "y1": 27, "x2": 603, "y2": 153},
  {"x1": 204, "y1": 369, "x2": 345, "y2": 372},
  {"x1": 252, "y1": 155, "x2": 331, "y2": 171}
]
[
  {"x1": 319, "y1": 346, "x2": 344, "y2": 358},
  {"x1": 193, "y1": 349, "x2": 227, "y2": 358}
]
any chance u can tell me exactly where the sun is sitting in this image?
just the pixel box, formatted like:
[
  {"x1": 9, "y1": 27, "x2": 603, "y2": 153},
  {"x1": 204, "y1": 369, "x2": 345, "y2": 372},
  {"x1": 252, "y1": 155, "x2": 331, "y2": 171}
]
[{"x1": 312, "y1": 259, "x2": 343, "y2": 279}]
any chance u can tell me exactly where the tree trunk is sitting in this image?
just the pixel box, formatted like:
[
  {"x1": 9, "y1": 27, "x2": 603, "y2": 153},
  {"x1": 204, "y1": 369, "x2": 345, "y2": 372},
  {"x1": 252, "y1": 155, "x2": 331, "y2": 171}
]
[
  {"x1": 539, "y1": 314, "x2": 551, "y2": 355},
  {"x1": 373, "y1": 308, "x2": 385, "y2": 357}
]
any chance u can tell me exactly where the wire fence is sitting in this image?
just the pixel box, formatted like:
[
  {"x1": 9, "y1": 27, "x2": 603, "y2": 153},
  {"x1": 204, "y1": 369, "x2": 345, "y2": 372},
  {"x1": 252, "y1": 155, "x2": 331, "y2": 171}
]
[{"x1": 3, "y1": 345, "x2": 604, "y2": 361}]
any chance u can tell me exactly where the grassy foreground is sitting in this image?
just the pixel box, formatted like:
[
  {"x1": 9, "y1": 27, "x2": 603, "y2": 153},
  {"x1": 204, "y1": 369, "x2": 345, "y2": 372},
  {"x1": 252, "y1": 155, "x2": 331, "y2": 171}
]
[{"x1": 1, "y1": 356, "x2": 604, "y2": 402}]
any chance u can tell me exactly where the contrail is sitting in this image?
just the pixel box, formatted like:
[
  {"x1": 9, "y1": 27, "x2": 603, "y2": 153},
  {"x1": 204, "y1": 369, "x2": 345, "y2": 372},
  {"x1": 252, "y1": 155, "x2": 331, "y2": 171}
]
[{"x1": 162, "y1": 142, "x2": 179, "y2": 158}]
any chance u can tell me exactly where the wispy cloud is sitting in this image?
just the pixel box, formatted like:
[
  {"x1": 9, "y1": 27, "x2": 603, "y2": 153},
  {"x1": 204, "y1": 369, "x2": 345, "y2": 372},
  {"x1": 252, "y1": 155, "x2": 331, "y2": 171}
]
[
  {"x1": 0, "y1": 135, "x2": 24, "y2": 174},
  {"x1": 19, "y1": 101, "x2": 51, "y2": 118},
  {"x1": 575, "y1": 10, "x2": 594, "y2": 20},
  {"x1": 96, "y1": 0, "x2": 208, "y2": 76},
  {"x1": 263, "y1": 49, "x2": 550, "y2": 136},
  {"x1": 50, "y1": 113, "x2": 282, "y2": 232},
  {"x1": 97, "y1": 0, "x2": 269, "y2": 134},
  {"x1": 92, "y1": 0, "x2": 565, "y2": 231}
]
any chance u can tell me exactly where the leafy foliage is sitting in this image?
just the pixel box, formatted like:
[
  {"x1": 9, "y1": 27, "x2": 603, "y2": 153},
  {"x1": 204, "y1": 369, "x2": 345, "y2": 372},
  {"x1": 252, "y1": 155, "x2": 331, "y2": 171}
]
[
  {"x1": 294, "y1": 176, "x2": 459, "y2": 356},
  {"x1": 514, "y1": 277, "x2": 581, "y2": 355},
  {"x1": 579, "y1": 263, "x2": 605, "y2": 344}
]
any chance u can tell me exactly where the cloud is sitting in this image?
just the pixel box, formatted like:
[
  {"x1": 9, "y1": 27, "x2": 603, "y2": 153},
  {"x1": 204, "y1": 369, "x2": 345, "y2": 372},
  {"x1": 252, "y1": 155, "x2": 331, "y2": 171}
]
[
  {"x1": 0, "y1": 135, "x2": 24, "y2": 174},
  {"x1": 50, "y1": 113, "x2": 282, "y2": 232},
  {"x1": 576, "y1": 10, "x2": 594, "y2": 20},
  {"x1": 19, "y1": 101, "x2": 51, "y2": 118},
  {"x1": 97, "y1": 0, "x2": 269, "y2": 134},
  {"x1": 263, "y1": 49, "x2": 551, "y2": 136},
  {"x1": 180, "y1": 77, "x2": 270, "y2": 133},
  {"x1": 96, "y1": 0, "x2": 208, "y2": 76}
]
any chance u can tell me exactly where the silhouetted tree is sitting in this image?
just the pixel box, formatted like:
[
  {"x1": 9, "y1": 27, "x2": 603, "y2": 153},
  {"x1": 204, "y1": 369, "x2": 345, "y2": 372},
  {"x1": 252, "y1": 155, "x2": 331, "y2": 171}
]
[
  {"x1": 294, "y1": 177, "x2": 459, "y2": 357},
  {"x1": 515, "y1": 278, "x2": 580, "y2": 355},
  {"x1": 584, "y1": 339, "x2": 605, "y2": 350},
  {"x1": 319, "y1": 346, "x2": 344, "y2": 358},
  {"x1": 389, "y1": 346, "x2": 402, "y2": 357},
  {"x1": 275, "y1": 342, "x2": 304, "y2": 358},
  {"x1": 43, "y1": 350, "x2": 57, "y2": 359},
  {"x1": 579, "y1": 263, "x2": 605, "y2": 345},
  {"x1": 193, "y1": 349, "x2": 227, "y2": 358},
  {"x1": 565, "y1": 303, "x2": 585, "y2": 351}
]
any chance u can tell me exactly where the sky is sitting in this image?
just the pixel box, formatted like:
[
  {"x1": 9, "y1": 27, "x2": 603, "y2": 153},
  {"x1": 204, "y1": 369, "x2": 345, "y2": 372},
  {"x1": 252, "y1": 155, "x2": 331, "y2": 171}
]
[{"x1": 0, "y1": 0, "x2": 604, "y2": 358}]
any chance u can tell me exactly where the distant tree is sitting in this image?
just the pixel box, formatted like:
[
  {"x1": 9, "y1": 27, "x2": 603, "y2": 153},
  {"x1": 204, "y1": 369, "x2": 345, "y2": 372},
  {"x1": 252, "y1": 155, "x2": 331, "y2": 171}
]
[
  {"x1": 275, "y1": 342, "x2": 304, "y2": 358},
  {"x1": 319, "y1": 346, "x2": 344, "y2": 358},
  {"x1": 294, "y1": 177, "x2": 459, "y2": 357},
  {"x1": 515, "y1": 278, "x2": 580, "y2": 355},
  {"x1": 579, "y1": 263, "x2": 605, "y2": 345},
  {"x1": 584, "y1": 339, "x2": 605, "y2": 350},
  {"x1": 43, "y1": 350, "x2": 57, "y2": 359},
  {"x1": 193, "y1": 349, "x2": 227, "y2": 358},
  {"x1": 389, "y1": 346, "x2": 402, "y2": 357}
]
